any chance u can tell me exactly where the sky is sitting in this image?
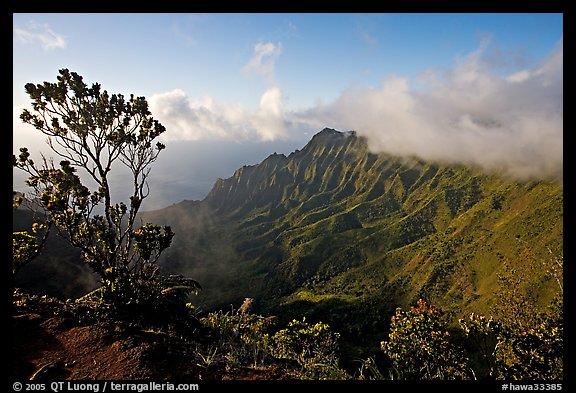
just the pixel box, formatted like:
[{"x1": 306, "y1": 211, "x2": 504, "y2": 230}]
[{"x1": 13, "y1": 13, "x2": 563, "y2": 210}]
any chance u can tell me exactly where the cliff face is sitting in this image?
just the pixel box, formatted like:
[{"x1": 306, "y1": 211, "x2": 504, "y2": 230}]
[{"x1": 204, "y1": 128, "x2": 353, "y2": 212}]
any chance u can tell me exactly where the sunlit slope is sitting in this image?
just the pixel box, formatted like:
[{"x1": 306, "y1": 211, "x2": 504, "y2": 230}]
[{"x1": 144, "y1": 128, "x2": 562, "y2": 333}]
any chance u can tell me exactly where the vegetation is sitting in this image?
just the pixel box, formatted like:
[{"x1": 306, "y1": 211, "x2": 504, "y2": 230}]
[
  {"x1": 381, "y1": 299, "x2": 468, "y2": 379},
  {"x1": 198, "y1": 298, "x2": 348, "y2": 379},
  {"x1": 148, "y1": 129, "x2": 562, "y2": 380},
  {"x1": 459, "y1": 300, "x2": 563, "y2": 380},
  {"x1": 13, "y1": 72, "x2": 562, "y2": 380},
  {"x1": 200, "y1": 299, "x2": 275, "y2": 367},
  {"x1": 377, "y1": 296, "x2": 563, "y2": 381},
  {"x1": 137, "y1": 128, "x2": 561, "y2": 372},
  {"x1": 13, "y1": 69, "x2": 199, "y2": 322},
  {"x1": 14, "y1": 284, "x2": 562, "y2": 380},
  {"x1": 269, "y1": 317, "x2": 348, "y2": 379},
  {"x1": 12, "y1": 220, "x2": 50, "y2": 277}
]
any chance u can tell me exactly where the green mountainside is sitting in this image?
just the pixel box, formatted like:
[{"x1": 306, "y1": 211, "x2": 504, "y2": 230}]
[{"x1": 142, "y1": 128, "x2": 563, "y2": 358}]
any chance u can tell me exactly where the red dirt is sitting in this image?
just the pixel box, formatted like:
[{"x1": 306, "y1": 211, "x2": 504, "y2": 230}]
[{"x1": 12, "y1": 312, "x2": 291, "y2": 381}]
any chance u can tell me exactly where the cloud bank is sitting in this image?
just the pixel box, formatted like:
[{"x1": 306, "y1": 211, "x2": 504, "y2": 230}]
[
  {"x1": 297, "y1": 39, "x2": 563, "y2": 181},
  {"x1": 150, "y1": 39, "x2": 563, "y2": 181}
]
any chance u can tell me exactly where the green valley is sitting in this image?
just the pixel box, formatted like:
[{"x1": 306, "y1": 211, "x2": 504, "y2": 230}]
[{"x1": 141, "y1": 128, "x2": 562, "y2": 361}]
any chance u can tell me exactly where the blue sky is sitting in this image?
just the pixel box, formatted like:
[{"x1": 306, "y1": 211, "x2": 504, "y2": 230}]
[
  {"x1": 13, "y1": 13, "x2": 563, "y2": 208},
  {"x1": 13, "y1": 13, "x2": 562, "y2": 110}
]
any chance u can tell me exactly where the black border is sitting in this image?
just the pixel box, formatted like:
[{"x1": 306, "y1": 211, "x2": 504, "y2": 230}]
[
  {"x1": 8, "y1": 1, "x2": 570, "y2": 390},
  {"x1": 8, "y1": 0, "x2": 569, "y2": 14}
]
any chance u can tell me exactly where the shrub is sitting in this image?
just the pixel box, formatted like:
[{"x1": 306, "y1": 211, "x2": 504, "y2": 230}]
[
  {"x1": 269, "y1": 317, "x2": 348, "y2": 379},
  {"x1": 201, "y1": 299, "x2": 276, "y2": 366},
  {"x1": 460, "y1": 298, "x2": 563, "y2": 380},
  {"x1": 381, "y1": 299, "x2": 469, "y2": 379}
]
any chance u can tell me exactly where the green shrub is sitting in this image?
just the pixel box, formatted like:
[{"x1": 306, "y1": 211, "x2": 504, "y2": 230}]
[
  {"x1": 201, "y1": 299, "x2": 275, "y2": 366},
  {"x1": 269, "y1": 317, "x2": 348, "y2": 379},
  {"x1": 381, "y1": 299, "x2": 469, "y2": 379}
]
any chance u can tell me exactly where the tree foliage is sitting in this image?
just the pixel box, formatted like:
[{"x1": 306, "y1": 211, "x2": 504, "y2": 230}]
[
  {"x1": 460, "y1": 298, "x2": 562, "y2": 380},
  {"x1": 13, "y1": 69, "x2": 196, "y2": 317}
]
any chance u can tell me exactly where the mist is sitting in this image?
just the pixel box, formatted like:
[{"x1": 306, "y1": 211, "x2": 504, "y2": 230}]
[
  {"x1": 138, "y1": 138, "x2": 306, "y2": 211},
  {"x1": 293, "y1": 39, "x2": 563, "y2": 182}
]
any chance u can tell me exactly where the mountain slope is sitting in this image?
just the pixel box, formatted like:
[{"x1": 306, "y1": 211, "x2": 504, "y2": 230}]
[{"x1": 143, "y1": 128, "x2": 563, "y2": 359}]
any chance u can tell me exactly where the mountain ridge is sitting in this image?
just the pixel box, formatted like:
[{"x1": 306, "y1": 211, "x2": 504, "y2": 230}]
[
  {"x1": 12, "y1": 127, "x2": 563, "y2": 373},
  {"x1": 141, "y1": 129, "x2": 562, "y2": 345}
]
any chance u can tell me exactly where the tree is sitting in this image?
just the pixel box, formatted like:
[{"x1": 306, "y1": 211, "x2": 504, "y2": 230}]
[{"x1": 13, "y1": 69, "x2": 199, "y2": 316}]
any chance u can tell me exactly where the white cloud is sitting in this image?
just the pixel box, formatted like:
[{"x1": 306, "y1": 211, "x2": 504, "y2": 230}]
[
  {"x1": 150, "y1": 38, "x2": 562, "y2": 182},
  {"x1": 242, "y1": 42, "x2": 283, "y2": 85},
  {"x1": 252, "y1": 86, "x2": 288, "y2": 141},
  {"x1": 149, "y1": 40, "x2": 290, "y2": 143},
  {"x1": 506, "y1": 69, "x2": 531, "y2": 83},
  {"x1": 149, "y1": 87, "x2": 287, "y2": 142},
  {"x1": 14, "y1": 21, "x2": 66, "y2": 50}
]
